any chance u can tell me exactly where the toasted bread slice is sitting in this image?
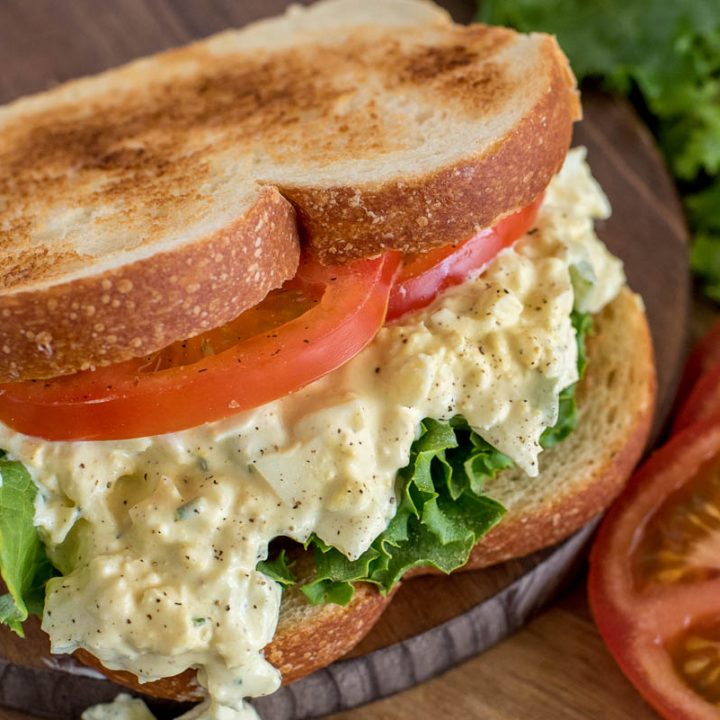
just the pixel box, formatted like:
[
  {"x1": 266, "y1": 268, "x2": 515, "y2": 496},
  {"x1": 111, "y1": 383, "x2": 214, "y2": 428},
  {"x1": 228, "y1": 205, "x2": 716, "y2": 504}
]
[
  {"x1": 74, "y1": 578, "x2": 392, "y2": 703},
  {"x1": 72, "y1": 286, "x2": 655, "y2": 701},
  {"x1": 0, "y1": 0, "x2": 579, "y2": 382}
]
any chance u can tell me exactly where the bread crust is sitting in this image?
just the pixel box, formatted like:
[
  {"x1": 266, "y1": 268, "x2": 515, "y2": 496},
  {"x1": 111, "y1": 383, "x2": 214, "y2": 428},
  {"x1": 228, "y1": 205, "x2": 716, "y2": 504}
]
[
  {"x1": 0, "y1": 8, "x2": 579, "y2": 382},
  {"x1": 266, "y1": 582, "x2": 392, "y2": 685},
  {"x1": 0, "y1": 189, "x2": 300, "y2": 382},
  {"x1": 286, "y1": 37, "x2": 579, "y2": 262},
  {"x1": 463, "y1": 395, "x2": 653, "y2": 569}
]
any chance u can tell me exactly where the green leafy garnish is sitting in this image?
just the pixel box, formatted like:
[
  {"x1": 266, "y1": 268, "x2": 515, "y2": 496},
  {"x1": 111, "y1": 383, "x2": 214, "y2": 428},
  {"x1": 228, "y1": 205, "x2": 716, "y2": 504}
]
[
  {"x1": 300, "y1": 418, "x2": 508, "y2": 604},
  {"x1": 690, "y1": 184, "x2": 720, "y2": 300},
  {"x1": 0, "y1": 458, "x2": 55, "y2": 637},
  {"x1": 300, "y1": 309, "x2": 593, "y2": 605},
  {"x1": 256, "y1": 549, "x2": 297, "y2": 587},
  {"x1": 300, "y1": 578, "x2": 355, "y2": 606},
  {"x1": 175, "y1": 497, "x2": 202, "y2": 521},
  {"x1": 478, "y1": 0, "x2": 720, "y2": 300}
]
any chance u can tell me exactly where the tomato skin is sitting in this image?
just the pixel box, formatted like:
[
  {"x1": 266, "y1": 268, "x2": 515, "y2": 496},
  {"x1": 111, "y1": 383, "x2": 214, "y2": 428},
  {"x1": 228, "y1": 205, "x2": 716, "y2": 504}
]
[
  {"x1": 0, "y1": 195, "x2": 541, "y2": 441},
  {"x1": 674, "y1": 362, "x2": 720, "y2": 432},
  {"x1": 387, "y1": 196, "x2": 542, "y2": 320},
  {"x1": 589, "y1": 417, "x2": 720, "y2": 720},
  {"x1": 0, "y1": 253, "x2": 401, "y2": 441},
  {"x1": 677, "y1": 319, "x2": 720, "y2": 407},
  {"x1": 673, "y1": 320, "x2": 720, "y2": 432}
]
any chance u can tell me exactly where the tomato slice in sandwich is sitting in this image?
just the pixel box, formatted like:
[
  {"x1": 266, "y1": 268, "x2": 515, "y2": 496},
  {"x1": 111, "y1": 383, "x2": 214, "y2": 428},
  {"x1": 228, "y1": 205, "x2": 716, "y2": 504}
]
[
  {"x1": 0, "y1": 253, "x2": 400, "y2": 441},
  {"x1": 387, "y1": 194, "x2": 542, "y2": 320},
  {"x1": 0, "y1": 195, "x2": 541, "y2": 442},
  {"x1": 589, "y1": 415, "x2": 720, "y2": 720}
]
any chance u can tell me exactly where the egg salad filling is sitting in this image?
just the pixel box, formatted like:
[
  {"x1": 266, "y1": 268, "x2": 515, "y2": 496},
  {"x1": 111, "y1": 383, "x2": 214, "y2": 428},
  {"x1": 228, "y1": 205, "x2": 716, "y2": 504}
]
[{"x1": 0, "y1": 148, "x2": 624, "y2": 720}]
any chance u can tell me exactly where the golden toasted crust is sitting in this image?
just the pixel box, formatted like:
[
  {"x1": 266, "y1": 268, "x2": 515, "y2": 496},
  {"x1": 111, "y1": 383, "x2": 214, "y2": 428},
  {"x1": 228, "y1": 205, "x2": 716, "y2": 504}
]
[
  {"x1": 74, "y1": 581, "x2": 391, "y2": 702},
  {"x1": 72, "y1": 652, "x2": 202, "y2": 704},
  {"x1": 285, "y1": 33, "x2": 579, "y2": 262},
  {"x1": 267, "y1": 581, "x2": 392, "y2": 685},
  {"x1": 0, "y1": 189, "x2": 299, "y2": 381},
  {"x1": 0, "y1": 0, "x2": 579, "y2": 381},
  {"x1": 74, "y1": 288, "x2": 655, "y2": 703}
]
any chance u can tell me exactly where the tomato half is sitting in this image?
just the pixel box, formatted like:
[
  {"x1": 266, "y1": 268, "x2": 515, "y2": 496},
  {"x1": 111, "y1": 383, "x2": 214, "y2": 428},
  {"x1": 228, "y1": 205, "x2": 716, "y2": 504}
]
[
  {"x1": 673, "y1": 320, "x2": 720, "y2": 432},
  {"x1": 589, "y1": 416, "x2": 720, "y2": 720},
  {"x1": 677, "y1": 319, "x2": 720, "y2": 408},
  {"x1": 0, "y1": 253, "x2": 400, "y2": 441},
  {"x1": 386, "y1": 195, "x2": 542, "y2": 320},
  {"x1": 675, "y1": 363, "x2": 720, "y2": 432}
]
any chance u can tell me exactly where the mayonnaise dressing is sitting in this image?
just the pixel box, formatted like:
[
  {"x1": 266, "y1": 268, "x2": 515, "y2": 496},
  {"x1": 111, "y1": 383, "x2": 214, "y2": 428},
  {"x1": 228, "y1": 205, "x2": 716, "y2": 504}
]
[
  {"x1": 1, "y1": 148, "x2": 624, "y2": 719},
  {"x1": 82, "y1": 694, "x2": 155, "y2": 720}
]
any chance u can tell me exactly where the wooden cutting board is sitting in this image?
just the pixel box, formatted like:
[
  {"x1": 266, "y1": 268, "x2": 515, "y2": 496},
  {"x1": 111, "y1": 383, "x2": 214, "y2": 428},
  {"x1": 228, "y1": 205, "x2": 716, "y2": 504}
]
[{"x1": 0, "y1": 2, "x2": 689, "y2": 719}]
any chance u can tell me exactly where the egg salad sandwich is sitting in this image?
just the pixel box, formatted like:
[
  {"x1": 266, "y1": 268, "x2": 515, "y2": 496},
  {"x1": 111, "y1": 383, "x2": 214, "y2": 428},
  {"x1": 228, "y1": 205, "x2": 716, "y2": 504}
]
[{"x1": 0, "y1": 1, "x2": 657, "y2": 718}]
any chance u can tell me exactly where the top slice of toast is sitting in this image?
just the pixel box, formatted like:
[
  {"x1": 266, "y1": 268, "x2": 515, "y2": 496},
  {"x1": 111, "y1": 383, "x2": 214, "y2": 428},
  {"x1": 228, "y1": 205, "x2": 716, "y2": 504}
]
[{"x1": 0, "y1": 0, "x2": 580, "y2": 382}]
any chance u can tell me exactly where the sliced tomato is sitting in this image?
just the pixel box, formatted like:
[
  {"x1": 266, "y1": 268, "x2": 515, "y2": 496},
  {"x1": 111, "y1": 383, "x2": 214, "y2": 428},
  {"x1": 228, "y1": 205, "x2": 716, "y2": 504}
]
[
  {"x1": 675, "y1": 363, "x2": 720, "y2": 432},
  {"x1": 0, "y1": 194, "x2": 542, "y2": 441},
  {"x1": 386, "y1": 195, "x2": 542, "y2": 320},
  {"x1": 677, "y1": 319, "x2": 720, "y2": 407},
  {"x1": 673, "y1": 321, "x2": 720, "y2": 432},
  {"x1": 0, "y1": 253, "x2": 401, "y2": 441},
  {"x1": 589, "y1": 416, "x2": 720, "y2": 720}
]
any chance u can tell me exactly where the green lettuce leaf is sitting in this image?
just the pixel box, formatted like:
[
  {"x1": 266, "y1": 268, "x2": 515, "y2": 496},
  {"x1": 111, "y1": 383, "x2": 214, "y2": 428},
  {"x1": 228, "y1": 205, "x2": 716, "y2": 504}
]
[
  {"x1": 301, "y1": 418, "x2": 507, "y2": 604},
  {"x1": 477, "y1": 0, "x2": 720, "y2": 301},
  {"x1": 299, "y1": 579, "x2": 355, "y2": 606},
  {"x1": 540, "y1": 311, "x2": 592, "y2": 449},
  {"x1": 0, "y1": 458, "x2": 56, "y2": 636},
  {"x1": 300, "y1": 309, "x2": 593, "y2": 605},
  {"x1": 256, "y1": 549, "x2": 296, "y2": 587}
]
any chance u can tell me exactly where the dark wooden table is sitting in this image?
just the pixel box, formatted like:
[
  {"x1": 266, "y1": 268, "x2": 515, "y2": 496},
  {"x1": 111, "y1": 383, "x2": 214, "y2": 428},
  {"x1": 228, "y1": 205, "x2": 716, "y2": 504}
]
[{"x1": 0, "y1": 2, "x2": 691, "y2": 719}]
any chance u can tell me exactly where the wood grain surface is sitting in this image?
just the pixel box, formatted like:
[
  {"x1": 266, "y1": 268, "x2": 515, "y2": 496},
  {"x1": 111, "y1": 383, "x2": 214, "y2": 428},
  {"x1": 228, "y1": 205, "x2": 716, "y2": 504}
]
[
  {"x1": 0, "y1": 1, "x2": 689, "y2": 719},
  {"x1": 0, "y1": 584, "x2": 661, "y2": 720}
]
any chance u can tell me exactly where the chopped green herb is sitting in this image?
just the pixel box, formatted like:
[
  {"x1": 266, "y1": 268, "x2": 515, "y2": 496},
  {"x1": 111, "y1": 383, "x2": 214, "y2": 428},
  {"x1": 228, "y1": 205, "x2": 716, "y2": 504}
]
[
  {"x1": 197, "y1": 457, "x2": 209, "y2": 472},
  {"x1": 175, "y1": 498, "x2": 202, "y2": 521}
]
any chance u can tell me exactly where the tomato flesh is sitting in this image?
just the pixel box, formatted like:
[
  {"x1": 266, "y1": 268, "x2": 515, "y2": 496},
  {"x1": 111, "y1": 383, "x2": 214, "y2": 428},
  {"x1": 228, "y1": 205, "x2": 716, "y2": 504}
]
[
  {"x1": 591, "y1": 320, "x2": 720, "y2": 718},
  {"x1": 142, "y1": 286, "x2": 320, "y2": 372},
  {"x1": 387, "y1": 195, "x2": 542, "y2": 320},
  {"x1": 0, "y1": 253, "x2": 400, "y2": 440},
  {"x1": 590, "y1": 418, "x2": 720, "y2": 719},
  {"x1": 673, "y1": 320, "x2": 720, "y2": 432},
  {"x1": 670, "y1": 620, "x2": 720, "y2": 707},
  {"x1": 632, "y1": 454, "x2": 720, "y2": 589}
]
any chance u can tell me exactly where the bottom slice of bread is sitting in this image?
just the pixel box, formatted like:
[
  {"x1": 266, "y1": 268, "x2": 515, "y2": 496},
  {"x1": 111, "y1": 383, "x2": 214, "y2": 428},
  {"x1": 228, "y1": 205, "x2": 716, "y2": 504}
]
[{"x1": 75, "y1": 286, "x2": 656, "y2": 701}]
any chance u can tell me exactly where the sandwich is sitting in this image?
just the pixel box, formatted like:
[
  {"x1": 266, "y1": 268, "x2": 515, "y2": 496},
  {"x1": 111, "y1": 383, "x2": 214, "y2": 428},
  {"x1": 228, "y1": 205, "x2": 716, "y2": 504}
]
[{"x1": 0, "y1": 1, "x2": 657, "y2": 718}]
